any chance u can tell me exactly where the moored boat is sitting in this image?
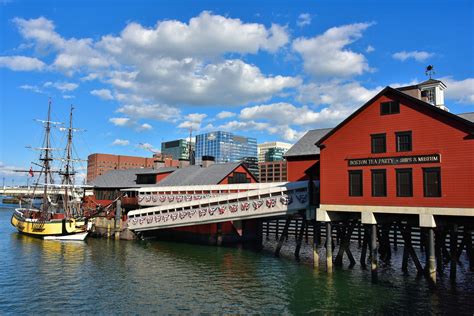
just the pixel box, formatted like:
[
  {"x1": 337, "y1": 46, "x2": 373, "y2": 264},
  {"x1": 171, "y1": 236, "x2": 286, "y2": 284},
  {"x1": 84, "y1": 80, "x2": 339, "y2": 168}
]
[{"x1": 10, "y1": 100, "x2": 89, "y2": 240}]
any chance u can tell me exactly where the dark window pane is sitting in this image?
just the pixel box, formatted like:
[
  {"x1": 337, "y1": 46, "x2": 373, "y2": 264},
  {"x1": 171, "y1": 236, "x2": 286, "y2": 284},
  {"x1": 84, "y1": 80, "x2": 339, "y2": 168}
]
[
  {"x1": 396, "y1": 168, "x2": 413, "y2": 197},
  {"x1": 371, "y1": 134, "x2": 386, "y2": 153},
  {"x1": 424, "y1": 168, "x2": 441, "y2": 197},
  {"x1": 396, "y1": 131, "x2": 412, "y2": 152},
  {"x1": 371, "y1": 169, "x2": 387, "y2": 197},
  {"x1": 380, "y1": 101, "x2": 400, "y2": 115},
  {"x1": 349, "y1": 170, "x2": 363, "y2": 196}
]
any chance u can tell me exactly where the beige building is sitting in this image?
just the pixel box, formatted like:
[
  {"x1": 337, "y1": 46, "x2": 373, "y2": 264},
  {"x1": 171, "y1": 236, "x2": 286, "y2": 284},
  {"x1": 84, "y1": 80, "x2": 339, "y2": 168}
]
[{"x1": 257, "y1": 141, "x2": 292, "y2": 162}]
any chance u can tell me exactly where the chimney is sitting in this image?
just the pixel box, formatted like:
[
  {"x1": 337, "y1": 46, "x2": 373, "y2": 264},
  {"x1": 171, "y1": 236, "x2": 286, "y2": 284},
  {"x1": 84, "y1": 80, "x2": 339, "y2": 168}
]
[
  {"x1": 201, "y1": 155, "x2": 215, "y2": 168},
  {"x1": 178, "y1": 158, "x2": 190, "y2": 169},
  {"x1": 154, "y1": 159, "x2": 165, "y2": 169}
]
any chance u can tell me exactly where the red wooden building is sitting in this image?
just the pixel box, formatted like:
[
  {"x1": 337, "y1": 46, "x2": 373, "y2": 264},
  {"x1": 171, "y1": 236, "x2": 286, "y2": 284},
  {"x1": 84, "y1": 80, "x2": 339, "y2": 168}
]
[{"x1": 315, "y1": 81, "x2": 474, "y2": 219}]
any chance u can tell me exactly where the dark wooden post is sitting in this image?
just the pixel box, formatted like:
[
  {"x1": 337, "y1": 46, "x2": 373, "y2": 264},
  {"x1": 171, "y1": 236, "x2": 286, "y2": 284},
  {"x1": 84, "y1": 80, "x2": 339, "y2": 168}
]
[
  {"x1": 450, "y1": 225, "x2": 458, "y2": 281},
  {"x1": 370, "y1": 224, "x2": 378, "y2": 282},
  {"x1": 275, "y1": 220, "x2": 279, "y2": 240},
  {"x1": 295, "y1": 215, "x2": 306, "y2": 261},
  {"x1": 275, "y1": 217, "x2": 291, "y2": 257},
  {"x1": 313, "y1": 220, "x2": 319, "y2": 269}
]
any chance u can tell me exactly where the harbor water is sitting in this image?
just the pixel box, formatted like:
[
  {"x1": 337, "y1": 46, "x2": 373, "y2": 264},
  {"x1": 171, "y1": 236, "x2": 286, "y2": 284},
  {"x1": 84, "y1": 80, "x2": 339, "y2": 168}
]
[{"x1": 0, "y1": 201, "x2": 473, "y2": 314}]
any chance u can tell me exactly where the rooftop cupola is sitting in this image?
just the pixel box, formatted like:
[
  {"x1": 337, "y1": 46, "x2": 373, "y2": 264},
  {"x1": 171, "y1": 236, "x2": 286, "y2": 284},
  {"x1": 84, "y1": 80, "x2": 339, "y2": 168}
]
[{"x1": 417, "y1": 78, "x2": 448, "y2": 111}]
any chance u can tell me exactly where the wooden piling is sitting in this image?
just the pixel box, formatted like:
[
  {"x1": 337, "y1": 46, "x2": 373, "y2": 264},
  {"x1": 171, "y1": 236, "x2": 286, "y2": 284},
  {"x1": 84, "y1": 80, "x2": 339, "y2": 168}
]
[
  {"x1": 326, "y1": 222, "x2": 333, "y2": 273},
  {"x1": 360, "y1": 225, "x2": 369, "y2": 269},
  {"x1": 467, "y1": 228, "x2": 473, "y2": 272},
  {"x1": 358, "y1": 222, "x2": 362, "y2": 247},
  {"x1": 265, "y1": 221, "x2": 270, "y2": 241},
  {"x1": 370, "y1": 224, "x2": 378, "y2": 282},
  {"x1": 393, "y1": 224, "x2": 398, "y2": 251},
  {"x1": 275, "y1": 220, "x2": 279, "y2": 240},
  {"x1": 313, "y1": 220, "x2": 319, "y2": 269},
  {"x1": 450, "y1": 225, "x2": 458, "y2": 281},
  {"x1": 295, "y1": 216, "x2": 306, "y2": 261},
  {"x1": 427, "y1": 227, "x2": 436, "y2": 283},
  {"x1": 335, "y1": 221, "x2": 356, "y2": 267},
  {"x1": 275, "y1": 217, "x2": 291, "y2": 257}
]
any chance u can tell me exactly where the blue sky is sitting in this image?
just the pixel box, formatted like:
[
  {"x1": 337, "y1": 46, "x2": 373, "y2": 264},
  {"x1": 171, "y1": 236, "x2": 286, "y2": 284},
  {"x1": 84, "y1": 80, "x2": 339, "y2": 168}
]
[{"x1": 1, "y1": 0, "x2": 473, "y2": 184}]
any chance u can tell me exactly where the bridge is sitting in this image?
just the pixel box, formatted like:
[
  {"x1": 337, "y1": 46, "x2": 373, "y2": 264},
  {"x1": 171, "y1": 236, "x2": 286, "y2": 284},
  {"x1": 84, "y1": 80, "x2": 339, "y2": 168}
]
[
  {"x1": 128, "y1": 181, "x2": 310, "y2": 232},
  {"x1": 0, "y1": 186, "x2": 88, "y2": 198}
]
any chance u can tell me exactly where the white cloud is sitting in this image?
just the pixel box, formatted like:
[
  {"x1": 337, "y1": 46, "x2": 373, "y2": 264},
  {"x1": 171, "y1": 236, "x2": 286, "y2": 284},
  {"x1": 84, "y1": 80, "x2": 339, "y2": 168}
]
[
  {"x1": 91, "y1": 88, "x2": 114, "y2": 100},
  {"x1": 62, "y1": 95, "x2": 74, "y2": 99},
  {"x1": 297, "y1": 13, "x2": 311, "y2": 27},
  {"x1": 137, "y1": 142, "x2": 159, "y2": 153},
  {"x1": 98, "y1": 11, "x2": 289, "y2": 59},
  {"x1": 49, "y1": 81, "x2": 78, "y2": 91},
  {"x1": 109, "y1": 117, "x2": 131, "y2": 126},
  {"x1": 392, "y1": 50, "x2": 434, "y2": 62},
  {"x1": 442, "y1": 77, "x2": 474, "y2": 104},
  {"x1": 366, "y1": 45, "x2": 375, "y2": 53},
  {"x1": 177, "y1": 113, "x2": 207, "y2": 130},
  {"x1": 0, "y1": 161, "x2": 22, "y2": 176},
  {"x1": 137, "y1": 123, "x2": 153, "y2": 131},
  {"x1": 117, "y1": 104, "x2": 181, "y2": 122},
  {"x1": 0, "y1": 55, "x2": 45, "y2": 71},
  {"x1": 293, "y1": 22, "x2": 373, "y2": 78},
  {"x1": 20, "y1": 84, "x2": 43, "y2": 94},
  {"x1": 216, "y1": 111, "x2": 236, "y2": 119},
  {"x1": 112, "y1": 139, "x2": 129, "y2": 146},
  {"x1": 13, "y1": 17, "x2": 113, "y2": 72}
]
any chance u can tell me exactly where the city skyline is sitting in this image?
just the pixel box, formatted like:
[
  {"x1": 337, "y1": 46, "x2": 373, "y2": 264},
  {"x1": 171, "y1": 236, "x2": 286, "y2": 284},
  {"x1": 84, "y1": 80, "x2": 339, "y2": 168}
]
[{"x1": 1, "y1": 0, "x2": 473, "y2": 184}]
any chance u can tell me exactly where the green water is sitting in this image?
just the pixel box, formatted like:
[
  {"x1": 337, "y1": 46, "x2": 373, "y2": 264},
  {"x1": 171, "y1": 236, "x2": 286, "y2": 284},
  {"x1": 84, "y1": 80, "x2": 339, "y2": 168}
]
[{"x1": 0, "y1": 203, "x2": 472, "y2": 314}]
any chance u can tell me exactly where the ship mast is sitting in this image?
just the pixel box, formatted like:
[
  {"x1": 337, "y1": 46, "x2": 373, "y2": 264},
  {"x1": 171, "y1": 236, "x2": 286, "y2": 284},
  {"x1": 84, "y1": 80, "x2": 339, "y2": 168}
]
[
  {"x1": 62, "y1": 105, "x2": 76, "y2": 217},
  {"x1": 41, "y1": 99, "x2": 54, "y2": 213}
]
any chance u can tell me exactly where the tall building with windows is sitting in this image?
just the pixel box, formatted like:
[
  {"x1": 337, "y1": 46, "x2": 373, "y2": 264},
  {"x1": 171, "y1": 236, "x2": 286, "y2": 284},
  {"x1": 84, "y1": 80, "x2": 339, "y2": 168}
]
[
  {"x1": 161, "y1": 139, "x2": 194, "y2": 161},
  {"x1": 195, "y1": 131, "x2": 257, "y2": 165},
  {"x1": 257, "y1": 141, "x2": 292, "y2": 162}
]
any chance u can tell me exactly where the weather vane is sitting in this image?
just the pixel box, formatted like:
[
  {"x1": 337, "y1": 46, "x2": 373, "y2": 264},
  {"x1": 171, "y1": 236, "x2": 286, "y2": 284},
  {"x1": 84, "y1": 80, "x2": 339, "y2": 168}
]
[{"x1": 425, "y1": 65, "x2": 435, "y2": 79}]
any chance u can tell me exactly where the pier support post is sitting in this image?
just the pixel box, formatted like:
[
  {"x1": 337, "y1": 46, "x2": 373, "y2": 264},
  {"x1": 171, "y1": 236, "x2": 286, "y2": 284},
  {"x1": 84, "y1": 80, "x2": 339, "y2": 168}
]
[
  {"x1": 275, "y1": 220, "x2": 279, "y2": 240},
  {"x1": 265, "y1": 221, "x2": 270, "y2": 241},
  {"x1": 360, "y1": 225, "x2": 369, "y2": 268},
  {"x1": 393, "y1": 224, "x2": 398, "y2": 251},
  {"x1": 467, "y1": 228, "x2": 473, "y2": 272},
  {"x1": 216, "y1": 222, "x2": 223, "y2": 246},
  {"x1": 427, "y1": 227, "x2": 436, "y2": 283},
  {"x1": 370, "y1": 224, "x2": 378, "y2": 282},
  {"x1": 313, "y1": 220, "x2": 319, "y2": 269},
  {"x1": 326, "y1": 222, "x2": 333, "y2": 273},
  {"x1": 114, "y1": 199, "x2": 122, "y2": 240},
  {"x1": 295, "y1": 214, "x2": 306, "y2": 261},
  {"x1": 275, "y1": 217, "x2": 291, "y2": 257},
  {"x1": 450, "y1": 225, "x2": 458, "y2": 281}
]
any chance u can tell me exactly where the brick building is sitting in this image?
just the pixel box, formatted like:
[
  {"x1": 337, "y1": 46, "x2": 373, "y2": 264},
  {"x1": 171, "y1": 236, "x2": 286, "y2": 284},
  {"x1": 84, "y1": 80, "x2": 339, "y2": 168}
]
[
  {"x1": 87, "y1": 153, "x2": 173, "y2": 183},
  {"x1": 258, "y1": 161, "x2": 287, "y2": 183}
]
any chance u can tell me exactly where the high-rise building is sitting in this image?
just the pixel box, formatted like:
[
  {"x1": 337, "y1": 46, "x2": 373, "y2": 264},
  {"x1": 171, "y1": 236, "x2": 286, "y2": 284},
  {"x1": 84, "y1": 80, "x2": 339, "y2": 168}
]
[
  {"x1": 195, "y1": 131, "x2": 257, "y2": 165},
  {"x1": 161, "y1": 139, "x2": 194, "y2": 161},
  {"x1": 257, "y1": 142, "x2": 292, "y2": 162}
]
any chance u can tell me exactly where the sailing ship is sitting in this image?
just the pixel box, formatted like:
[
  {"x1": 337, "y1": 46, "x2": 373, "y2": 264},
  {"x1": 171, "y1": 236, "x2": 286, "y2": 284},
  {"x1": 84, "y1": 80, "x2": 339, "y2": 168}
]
[{"x1": 11, "y1": 100, "x2": 90, "y2": 240}]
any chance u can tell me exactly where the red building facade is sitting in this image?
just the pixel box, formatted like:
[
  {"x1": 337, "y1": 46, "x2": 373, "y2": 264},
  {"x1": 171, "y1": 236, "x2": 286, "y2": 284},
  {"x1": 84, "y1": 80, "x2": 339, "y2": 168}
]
[{"x1": 317, "y1": 87, "x2": 474, "y2": 212}]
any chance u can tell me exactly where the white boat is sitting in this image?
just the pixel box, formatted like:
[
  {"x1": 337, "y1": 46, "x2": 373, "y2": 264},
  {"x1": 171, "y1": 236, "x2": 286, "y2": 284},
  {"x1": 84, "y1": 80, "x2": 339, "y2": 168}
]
[{"x1": 44, "y1": 231, "x2": 88, "y2": 241}]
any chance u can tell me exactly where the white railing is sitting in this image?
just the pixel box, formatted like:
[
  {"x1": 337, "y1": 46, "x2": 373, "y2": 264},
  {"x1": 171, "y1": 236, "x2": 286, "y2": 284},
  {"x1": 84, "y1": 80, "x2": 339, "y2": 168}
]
[
  {"x1": 128, "y1": 181, "x2": 309, "y2": 231},
  {"x1": 135, "y1": 182, "x2": 288, "y2": 207}
]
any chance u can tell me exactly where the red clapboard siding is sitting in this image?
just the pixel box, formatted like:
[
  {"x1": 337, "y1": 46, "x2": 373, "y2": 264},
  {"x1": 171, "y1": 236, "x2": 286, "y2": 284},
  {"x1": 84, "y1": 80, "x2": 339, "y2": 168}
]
[{"x1": 319, "y1": 94, "x2": 474, "y2": 208}]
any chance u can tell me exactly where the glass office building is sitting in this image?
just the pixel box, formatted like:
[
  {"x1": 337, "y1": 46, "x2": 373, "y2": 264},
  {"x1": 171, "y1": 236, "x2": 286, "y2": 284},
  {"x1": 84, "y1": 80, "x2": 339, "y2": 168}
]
[
  {"x1": 161, "y1": 139, "x2": 194, "y2": 161},
  {"x1": 195, "y1": 131, "x2": 258, "y2": 165}
]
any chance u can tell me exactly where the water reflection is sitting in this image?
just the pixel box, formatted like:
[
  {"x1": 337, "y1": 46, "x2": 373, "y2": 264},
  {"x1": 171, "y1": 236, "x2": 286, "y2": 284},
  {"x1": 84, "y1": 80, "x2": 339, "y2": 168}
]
[{"x1": 0, "y1": 207, "x2": 473, "y2": 314}]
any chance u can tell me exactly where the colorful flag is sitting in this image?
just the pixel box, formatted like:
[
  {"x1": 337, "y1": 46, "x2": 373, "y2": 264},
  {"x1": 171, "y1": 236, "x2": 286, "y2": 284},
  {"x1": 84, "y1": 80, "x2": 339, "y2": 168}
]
[{"x1": 29, "y1": 167, "x2": 34, "y2": 177}]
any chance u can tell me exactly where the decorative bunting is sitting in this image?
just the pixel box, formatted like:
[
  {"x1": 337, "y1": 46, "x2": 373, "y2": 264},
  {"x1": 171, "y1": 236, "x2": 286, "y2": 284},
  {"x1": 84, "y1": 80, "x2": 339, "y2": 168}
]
[
  {"x1": 280, "y1": 195, "x2": 293, "y2": 205},
  {"x1": 147, "y1": 216, "x2": 153, "y2": 224},
  {"x1": 176, "y1": 195, "x2": 184, "y2": 203},
  {"x1": 209, "y1": 207, "x2": 218, "y2": 216},
  {"x1": 189, "y1": 210, "x2": 196, "y2": 217},
  {"x1": 145, "y1": 195, "x2": 152, "y2": 202},
  {"x1": 229, "y1": 204, "x2": 238, "y2": 213},
  {"x1": 168, "y1": 196, "x2": 175, "y2": 202},
  {"x1": 266, "y1": 198, "x2": 276, "y2": 208},
  {"x1": 139, "y1": 217, "x2": 146, "y2": 225},
  {"x1": 185, "y1": 195, "x2": 192, "y2": 202},
  {"x1": 218, "y1": 206, "x2": 226, "y2": 215},
  {"x1": 296, "y1": 193, "x2": 307, "y2": 204},
  {"x1": 171, "y1": 213, "x2": 178, "y2": 221},
  {"x1": 240, "y1": 202, "x2": 250, "y2": 211},
  {"x1": 152, "y1": 196, "x2": 158, "y2": 202},
  {"x1": 155, "y1": 215, "x2": 161, "y2": 223},
  {"x1": 162, "y1": 214, "x2": 169, "y2": 222},
  {"x1": 131, "y1": 218, "x2": 138, "y2": 225},
  {"x1": 179, "y1": 211, "x2": 188, "y2": 219},
  {"x1": 252, "y1": 200, "x2": 263, "y2": 210},
  {"x1": 159, "y1": 196, "x2": 167, "y2": 203},
  {"x1": 199, "y1": 209, "x2": 208, "y2": 217},
  {"x1": 138, "y1": 196, "x2": 144, "y2": 202}
]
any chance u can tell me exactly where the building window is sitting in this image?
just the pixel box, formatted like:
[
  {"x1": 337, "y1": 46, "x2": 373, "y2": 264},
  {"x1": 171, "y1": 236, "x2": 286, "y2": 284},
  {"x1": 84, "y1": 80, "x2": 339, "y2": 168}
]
[
  {"x1": 396, "y1": 168, "x2": 413, "y2": 197},
  {"x1": 423, "y1": 168, "x2": 441, "y2": 197},
  {"x1": 371, "y1": 169, "x2": 387, "y2": 197},
  {"x1": 371, "y1": 134, "x2": 386, "y2": 153},
  {"x1": 380, "y1": 101, "x2": 400, "y2": 115},
  {"x1": 396, "y1": 131, "x2": 412, "y2": 152},
  {"x1": 349, "y1": 170, "x2": 363, "y2": 196},
  {"x1": 228, "y1": 172, "x2": 250, "y2": 184}
]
